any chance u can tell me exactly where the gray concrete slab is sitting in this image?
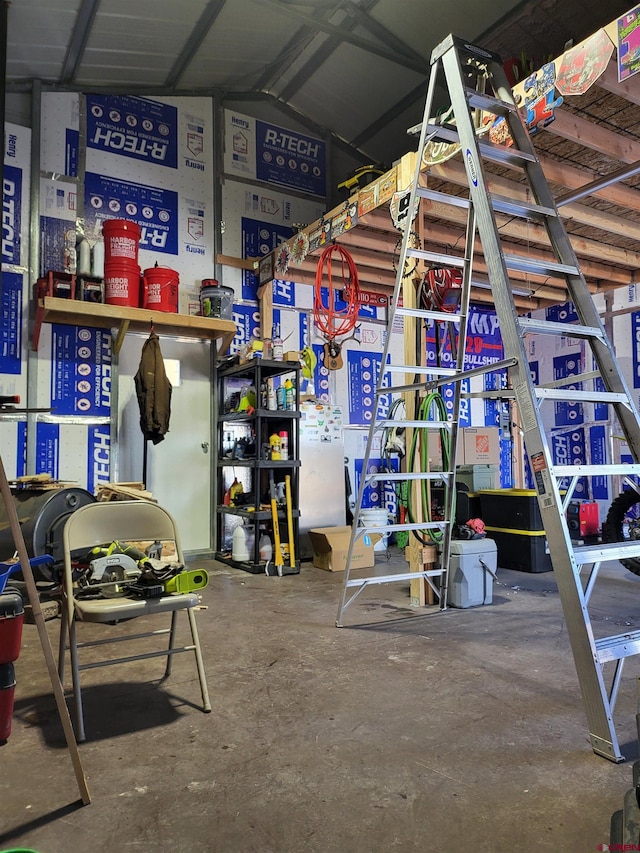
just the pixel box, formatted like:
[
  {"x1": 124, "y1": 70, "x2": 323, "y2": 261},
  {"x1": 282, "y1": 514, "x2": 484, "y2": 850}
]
[{"x1": 1, "y1": 551, "x2": 638, "y2": 852}]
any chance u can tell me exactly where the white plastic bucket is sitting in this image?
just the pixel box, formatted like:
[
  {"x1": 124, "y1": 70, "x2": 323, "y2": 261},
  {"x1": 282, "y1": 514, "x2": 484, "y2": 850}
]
[{"x1": 360, "y1": 508, "x2": 389, "y2": 552}]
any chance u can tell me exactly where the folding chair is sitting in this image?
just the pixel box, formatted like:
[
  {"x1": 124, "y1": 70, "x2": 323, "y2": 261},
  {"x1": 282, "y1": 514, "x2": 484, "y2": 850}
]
[{"x1": 57, "y1": 500, "x2": 211, "y2": 741}]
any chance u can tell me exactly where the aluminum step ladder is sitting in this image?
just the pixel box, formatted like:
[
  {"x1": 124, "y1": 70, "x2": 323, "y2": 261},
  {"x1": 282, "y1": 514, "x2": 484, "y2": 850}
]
[
  {"x1": 338, "y1": 33, "x2": 640, "y2": 763},
  {"x1": 336, "y1": 42, "x2": 516, "y2": 628}
]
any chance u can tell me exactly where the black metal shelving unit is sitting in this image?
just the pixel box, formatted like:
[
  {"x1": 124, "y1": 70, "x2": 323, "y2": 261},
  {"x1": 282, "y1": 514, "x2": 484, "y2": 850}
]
[{"x1": 215, "y1": 358, "x2": 301, "y2": 574}]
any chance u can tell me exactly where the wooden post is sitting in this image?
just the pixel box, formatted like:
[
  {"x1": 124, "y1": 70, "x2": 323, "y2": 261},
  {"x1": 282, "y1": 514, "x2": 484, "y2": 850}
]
[{"x1": 0, "y1": 455, "x2": 91, "y2": 805}]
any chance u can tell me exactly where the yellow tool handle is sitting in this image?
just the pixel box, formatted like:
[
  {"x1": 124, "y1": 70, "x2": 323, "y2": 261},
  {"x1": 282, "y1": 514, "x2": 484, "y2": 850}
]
[
  {"x1": 285, "y1": 474, "x2": 295, "y2": 568},
  {"x1": 270, "y1": 497, "x2": 283, "y2": 572}
]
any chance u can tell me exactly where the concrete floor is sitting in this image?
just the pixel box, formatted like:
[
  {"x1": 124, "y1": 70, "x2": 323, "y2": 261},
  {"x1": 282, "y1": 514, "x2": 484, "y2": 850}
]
[{"x1": 1, "y1": 548, "x2": 639, "y2": 852}]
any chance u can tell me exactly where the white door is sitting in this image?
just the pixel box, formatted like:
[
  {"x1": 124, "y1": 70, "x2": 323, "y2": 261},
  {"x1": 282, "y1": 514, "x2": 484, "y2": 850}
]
[{"x1": 116, "y1": 333, "x2": 213, "y2": 552}]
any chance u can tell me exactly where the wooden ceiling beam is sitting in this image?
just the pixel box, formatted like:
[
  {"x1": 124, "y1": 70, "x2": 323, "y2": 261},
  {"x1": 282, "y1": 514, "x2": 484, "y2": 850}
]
[{"x1": 428, "y1": 159, "x2": 640, "y2": 242}]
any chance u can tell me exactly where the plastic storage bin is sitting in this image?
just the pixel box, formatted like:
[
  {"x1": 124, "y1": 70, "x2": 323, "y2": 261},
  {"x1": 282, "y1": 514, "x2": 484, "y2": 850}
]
[
  {"x1": 478, "y1": 489, "x2": 544, "y2": 531},
  {"x1": 456, "y1": 464, "x2": 498, "y2": 492},
  {"x1": 447, "y1": 538, "x2": 497, "y2": 608},
  {"x1": 485, "y1": 527, "x2": 553, "y2": 573}
]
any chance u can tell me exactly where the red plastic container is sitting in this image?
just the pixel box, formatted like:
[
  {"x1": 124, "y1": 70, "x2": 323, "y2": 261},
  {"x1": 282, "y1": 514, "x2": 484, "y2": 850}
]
[
  {"x1": 102, "y1": 218, "x2": 141, "y2": 265},
  {"x1": 0, "y1": 662, "x2": 16, "y2": 742},
  {"x1": 142, "y1": 266, "x2": 179, "y2": 313},
  {"x1": 104, "y1": 262, "x2": 141, "y2": 308},
  {"x1": 0, "y1": 587, "x2": 24, "y2": 664}
]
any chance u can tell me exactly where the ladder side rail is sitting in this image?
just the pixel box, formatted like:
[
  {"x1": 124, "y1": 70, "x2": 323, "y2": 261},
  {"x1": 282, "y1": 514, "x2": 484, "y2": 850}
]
[
  {"x1": 440, "y1": 43, "x2": 623, "y2": 761},
  {"x1": 489, "y1": 58, "x2": 640, "y2": 459},
  {"x1": 437, "y1": 200, "x2": 477, "y2": 609},
  {"x1": 336, "y1": 60, "x2": 444, "y2": 627}
]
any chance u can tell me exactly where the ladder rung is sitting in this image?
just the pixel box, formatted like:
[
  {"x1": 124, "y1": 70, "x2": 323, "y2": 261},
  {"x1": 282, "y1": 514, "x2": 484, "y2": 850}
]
[
  {"x1": 358, "y1": 521, "x2": 448, "y2": 535},
  {"x1": 424, "y1": 123, "x2": 537, "y2": 167},
  {"x1": 465, "y1": 88, "x2": 517, "y2": 116},
  {"x1": 373, "y1": 420, "x2": 451, "y2": 430},
  {"x1": 573, "y1": 541, "x2": 640, "y2": 565},
  {"x1": 406, "y1": 247, "x2": 465, "y2": 267},
  {"x1": 364, "y1": 471, "x2": 451, "y2": 483},
  {"x1": 478, "y1": 138, "x2": 538, "y2": 168},
  {"x1": 417, "y1": 187, "x2": 470, "y2": 209},
  {"x1": 490, "y1": 193, "x2": 556, "y2": 220},
  {"x1": 396, "y1": 306, "x2": 461, "y2": 323},
  {"x1": 384, "y1": 364, "x2": 458, "y2": 377},
  {"x1": 345, "y1": 569, "x2": 445, "y2": 590},
  {"x1": 504, "y1": 254, "x2": 579, "y2": 278},
  {"x1": 595, "y1": 630, "x2": 640, "y2": 664},
  {"x1": 534, "y1": 388, "x2": 627, "y2": 404},
  {"x1": 554, "y1": 464, "x2": 640, "y2": 478},
  {"x1": 518, "y1": 317, "x2": 603, "y2": 340}
]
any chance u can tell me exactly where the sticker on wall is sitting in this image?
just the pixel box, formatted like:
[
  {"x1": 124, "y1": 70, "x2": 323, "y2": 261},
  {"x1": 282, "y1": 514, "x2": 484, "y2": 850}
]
[
  {"x1": 86, "y1": 94, "x2": 178, "y2": 169},
  {"x1": 51, "y1": 326, "x2": 112, "y2": 416},
  {"x1": 555, "y1": 29, "x2": 613, "y2": 96},
  {"x1": 84, "y1": 172, "x2": 178, "y2": 255},
  {"x1": 0, "y1": 272, "x2": 23, "y2": 375},
  {"x1": 618, "y1": 7, "x2": 640, "y2": 82},
  {"x1": 522, "y1": 63, "x2": 563, "y2": 135}
]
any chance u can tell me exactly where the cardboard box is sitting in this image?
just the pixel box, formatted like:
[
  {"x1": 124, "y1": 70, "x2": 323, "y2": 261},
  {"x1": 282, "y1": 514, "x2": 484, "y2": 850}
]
[
  {"x1": 461, "y1": 427, "x2": 500, "y2": 465},
  {"x1": 308, "y1": 526, "x2": 376, "y2": 572}
]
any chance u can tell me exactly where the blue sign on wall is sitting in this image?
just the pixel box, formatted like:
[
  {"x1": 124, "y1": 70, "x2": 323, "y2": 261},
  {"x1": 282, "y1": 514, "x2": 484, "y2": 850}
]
[
  {"x1": 589, "y1": 424, "x2": 608, "y2": 500},
  {"x1": 88, "y1": 426, "x2": 111, "y2": 494},
  {"x1": 87, "y1": 94, "x2": 178, "y2": 169},
  {"x1": 546, "y1": 301, "x2": 578, "y2": 323},
  {"x1": 51, "y1": 326, "x2": 112, "y2": 416},
  {"x1": 255, "y1": 120, "x2": 326, "y2": 197},
  {"x1": 0, "y1": 272, "x2": 23, "y2": 374},
  {"x1": 347, "y1": 350, "x2": 390, "y2": 424},
  {"x1": 36, "y1": 422, "x2": 60, "y2": 478},
  {"x1": 241, "y1": 218, "x2": 294, "y2": 301},
  {"x1": 2, "y1": 163, "x2": 22, "y2": 266},
  {"x1": 553, "y1": 352, "x2": 583, "y2": 426},
  {"x1": 85, "y1": 172, "x2": 179, "y2": 256}
]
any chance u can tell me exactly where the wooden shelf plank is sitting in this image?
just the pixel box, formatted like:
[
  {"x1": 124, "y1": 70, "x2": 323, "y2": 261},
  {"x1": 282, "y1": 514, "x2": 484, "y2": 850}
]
[{"x1": 36, "y1": 297, "x2": 237, "y2": 353}]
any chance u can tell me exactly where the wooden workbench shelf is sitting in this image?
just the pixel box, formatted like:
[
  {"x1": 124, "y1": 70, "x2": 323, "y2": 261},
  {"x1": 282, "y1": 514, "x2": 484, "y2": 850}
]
[{"x1": 33, "y1": 296, "x2": 237, "y2": 354}]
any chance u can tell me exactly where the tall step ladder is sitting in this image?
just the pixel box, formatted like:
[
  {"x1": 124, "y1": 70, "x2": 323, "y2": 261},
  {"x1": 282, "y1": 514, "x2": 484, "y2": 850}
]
[{"x1": 337, "y1": 33, "x2": 640, "y2": 763}]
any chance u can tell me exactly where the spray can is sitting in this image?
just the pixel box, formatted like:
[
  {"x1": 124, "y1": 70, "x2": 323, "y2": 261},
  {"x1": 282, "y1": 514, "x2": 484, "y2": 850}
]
[
  {"x1": 272, "y1": 323, "x2": 283, "y2": 361},
  {"x1": 279, "y1": 431, "x2": 289, "y2": 461},
  {"x1": 267, "y1": 381, "x2": 277, "y2": 411},
  {"x1": 276, "y1": 384, "x2": 286, "y2": 410}
]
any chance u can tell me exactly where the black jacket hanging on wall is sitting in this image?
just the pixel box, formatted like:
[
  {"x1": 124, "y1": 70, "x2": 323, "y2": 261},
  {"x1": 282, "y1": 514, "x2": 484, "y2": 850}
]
[{"x1": 134, "y1": 332, "x2": 172, "y2": 445}]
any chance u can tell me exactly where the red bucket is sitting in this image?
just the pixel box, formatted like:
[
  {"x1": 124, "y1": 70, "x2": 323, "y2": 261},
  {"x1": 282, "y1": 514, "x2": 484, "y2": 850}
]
[
  {"x1": 104, "y1": 262, "x2": 141, "y2": 307},
  {"x1": 0, "y1": 662, "x2": 15, "y2": 742},
  {"x1": 102, "y1": 219, "x2": 141, "y2": 266},
  {"x1": 142, "y1": 267, "x2": 179, "y2": 313}
]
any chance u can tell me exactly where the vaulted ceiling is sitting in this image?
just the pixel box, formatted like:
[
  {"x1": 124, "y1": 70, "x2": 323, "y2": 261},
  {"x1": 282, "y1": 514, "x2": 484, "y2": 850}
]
[{"x1": 5, "y1": 0, "x2": 633, "y2": 176}]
